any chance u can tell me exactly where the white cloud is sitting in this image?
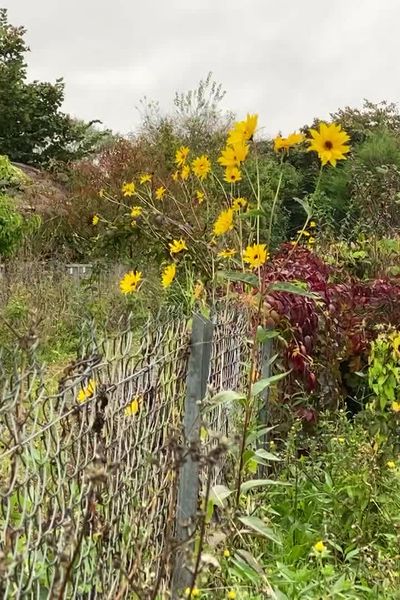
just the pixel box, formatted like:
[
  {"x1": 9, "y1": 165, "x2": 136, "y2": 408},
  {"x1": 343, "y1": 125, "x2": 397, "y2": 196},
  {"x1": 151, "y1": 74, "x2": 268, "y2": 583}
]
[{"x1": 3, "y1": 0, "x2": 400, "y2": 135}]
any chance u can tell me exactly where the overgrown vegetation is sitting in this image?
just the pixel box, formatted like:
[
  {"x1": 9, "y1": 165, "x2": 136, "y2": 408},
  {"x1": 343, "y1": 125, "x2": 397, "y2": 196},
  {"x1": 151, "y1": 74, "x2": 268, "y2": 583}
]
[{"x1": 1, "y1": 9, "x2": 400, "y2": 600}]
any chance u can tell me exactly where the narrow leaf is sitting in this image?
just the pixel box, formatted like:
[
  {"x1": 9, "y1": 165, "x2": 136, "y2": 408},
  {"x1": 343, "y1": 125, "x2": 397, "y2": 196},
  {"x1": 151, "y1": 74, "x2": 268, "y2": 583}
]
[
  {"x1": 251, "y1": 371, "x2": 290, "y2": 397},
  {"x1": 241, "y1": 479, "x2": 289, "y2": 492},
  {"x1": 256, "y1": 326, "x2": 280, "y2": 342},
  {"x1": 268, "y1": 281, "x2": 320, "y2": 300},
  {"x1": 254, "y1": 448, "x2": 281, "y2": 462},
  {"x1": 209, "y1": 484, "x2": 233, "y2": 508},
  {"x1": 238, "y1": 515, "x2": 281, "y2": 544},
  {"x1": 294, "y1": 196, "x2": 312, "y2": 218}
]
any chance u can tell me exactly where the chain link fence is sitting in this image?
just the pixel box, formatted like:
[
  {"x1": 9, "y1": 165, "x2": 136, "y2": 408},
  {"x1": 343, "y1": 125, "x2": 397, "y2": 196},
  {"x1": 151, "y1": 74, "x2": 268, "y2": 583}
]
[{"x1": 0, "y1": 306, "x2": 257, "y2": 599}]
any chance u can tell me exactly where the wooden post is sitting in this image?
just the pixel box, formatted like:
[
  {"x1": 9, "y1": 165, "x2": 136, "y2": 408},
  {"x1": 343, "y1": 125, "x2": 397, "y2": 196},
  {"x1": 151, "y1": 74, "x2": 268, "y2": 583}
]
[{"x1": 171, "y1": 314, "x2": 214, "y2": 598}]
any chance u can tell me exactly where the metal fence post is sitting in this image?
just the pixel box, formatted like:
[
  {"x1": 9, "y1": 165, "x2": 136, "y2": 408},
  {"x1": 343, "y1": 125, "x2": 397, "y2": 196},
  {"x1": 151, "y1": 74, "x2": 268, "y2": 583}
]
[
  {"x1": 257, "y1": 337, "x2": 274, "y2": 473},
  {"x1": 171, "y1": 313, "x2": 214, "y2": 598}
]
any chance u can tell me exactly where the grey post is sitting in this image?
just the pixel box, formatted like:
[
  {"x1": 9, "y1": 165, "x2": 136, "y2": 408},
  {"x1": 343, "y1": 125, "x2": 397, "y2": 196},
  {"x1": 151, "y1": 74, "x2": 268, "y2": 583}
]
[
  {"x1": 171, "y1": 313, "x2": 214, "y2": 598},
  {"x1": 257, "y1": 337, "x2": 274, "y2": 474}
]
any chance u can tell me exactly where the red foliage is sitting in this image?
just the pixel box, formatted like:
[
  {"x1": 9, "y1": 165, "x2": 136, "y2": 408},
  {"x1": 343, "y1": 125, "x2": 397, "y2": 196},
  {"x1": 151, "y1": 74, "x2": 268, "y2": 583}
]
[{"x1": 258, "y1": 244, "x2": 400, "y2": 408}]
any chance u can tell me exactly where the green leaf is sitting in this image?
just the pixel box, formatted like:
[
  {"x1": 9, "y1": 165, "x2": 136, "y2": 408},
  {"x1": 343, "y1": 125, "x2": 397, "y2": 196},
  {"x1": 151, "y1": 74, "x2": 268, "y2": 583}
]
[
  {"x1": 246, "y1": 425, "x2": 276, "y2": 446},
  {"x1": 230, "y1": 556, "x2": 260, "y2": 583},
  {"x1": 205, "y1": 389, "x2": 246, "y2": 412},
  {"x1": 238, "y1": 515, "x2": 281, "y2": 544},
  {"x1": 235, "y1": 549, "x2": 266, "y2": 578},
  {"x1": 217, "y1": 270, "x2": 259, "y2": 287},
  {"x1": 253, "y1": 448, "x2": 281, "y2": 462},
  {"x1": 240, "y1": 479, "x2": 289, "y2": 492},
  {"x1": 268, "y1": 281, "x2": 320, "y2": 300},
  {"x1": 209, "y1": 484, "x2": 233, "y2": 508},
  {"x1": 251, "y1": 371, "x2": 290, "y2": 397},
  {"x1": 256, "y1": 326, "x2": 280, "y2": 342}
]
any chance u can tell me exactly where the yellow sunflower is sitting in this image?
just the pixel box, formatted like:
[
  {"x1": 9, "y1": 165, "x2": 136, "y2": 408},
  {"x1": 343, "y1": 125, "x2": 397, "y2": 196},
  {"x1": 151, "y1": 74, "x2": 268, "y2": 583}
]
[
  {"x1": 161, "y1": 263, "x2": 176, "y2": 288},
  {"x1": 119, "y1": 271, "x2": 143, "y2": 294},
  {"x1": 181, "y1": 164, "x2": 190, "y2": 180},
  {"x1": 192, "y1": 155, "x2": 211, "y2": 180},
  {"x1": 274, "y1": 132, "x2": 304, "y2": 152},
  {"x1": 243, "y1": 243, "x2": 269, "y2": 269},
  {"x1": 175, "y1": 146, "x2": 190, "y2": 166},
  {"x1": 232, "y1": 197, "x2": 247, "y2": 211},
  {"x1": 213, "y1": 208, "x2": 234, "y2": 236},
  {"x1": 217, "y1": 248, "x2": 236, "y2": 258},
  {"x1": 130, "y1": 206, "x2": 143, "y2": 218},
  {"x1": 217, "y1": 142, "x2": 249, "y2": 168},
  {"x1": 169, "y1": 238, "x2": 187, "y2": 255},
  {"x1": 139, "y1": 173, "x2": 152, "y2": 184},
  {"x1": 224, "y1": 167, "x2": 242, "y2": 183},
  {"x1": 121, "y1": 182, "x2": 136, "y2": 197},
  {"x1": 308, "y1": 123, "x2": 350, "y2": 166},
  {"x1": 155, "y1": 186, "x2": 166, "y2": 200}
]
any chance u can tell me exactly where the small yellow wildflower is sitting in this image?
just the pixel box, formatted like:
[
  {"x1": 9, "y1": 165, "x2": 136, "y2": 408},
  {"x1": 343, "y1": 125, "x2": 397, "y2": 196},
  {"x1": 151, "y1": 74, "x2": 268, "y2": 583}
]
[
  {"x1": 175, "y1": 145, "x2": 190, "y2": 167},
  {"x1": 192, "y1": 155, "x2": 211, "y2": 180},
  {"x1": 243, "y1": 243, "x2": 268, "y2": 269},
  {"x1": 92, "y1": 214, "x2": 100, "y2": 225},
  {"x1": 181, "y1": 164, "x2": 191, "y2": 180},
  {"x1": 139, "y1": 173, "x2": 152, "y2": 184},
  {"x1": 125, "y1": 396, "x2": 141, "y2": 416},
  {"x1": 119, "y1": 271, "x2": 143, "y2": 294},
  {"x1": 195, "y1": 190, "x2": 205, "y2": 204},
  {"x1": 391, "y1": 401, "x2": 400, "y2": 413},
  {"x1": 224, "y1": 166, "x2": 242, "y2": 183},
  {"x1": 313, "y1": 540, "x2": 327, "y2": 554},
  {"x1": 161, "y1": 263, "x2": 176, "y2": 288},
  {"x1": 130, "y1": 206, "x2": 143, "y2": 218},
  {"x1": 155, "y1": 186, "x2": 166, "y2": 200},
  {"x1": 309, "y1": 220, "x2": 317, "y2": 228},
  {"x1": 308, "y1": 122, "x2": 350, "y2": 167},
  {"x1": 77, "y1": 379, "x2": 96, "y2": 403},
  {"x1": 122, "y1": 182, "x2": 136, "y2": 197},
  {"x1": 227, "y1": 592, "x2": 236, "y2": 600},
  {"x1": 218, "y1": 248, "x2": 236, "y2": 259},
  {"x1": 387, "y1": 460, "x2": 396, "y2": 469},
  {"x1": 308, "y1": 236, "x2": 316, "y2": 245},
  {"x1": 172, "y1": 170, "x2": 179, "y2": 182},
  {"x1": 169, "y1": 238, "x2": 187, "y2": 255},
  {"x1": 184, "y1": 587, "x2": 200, "y2": 598},
  {"x1": 297, "y1": 229, "x2": 310, "y2": 237},
  {"x1": 232, "y1": 197, "x2": 248, "y2": 211},
  {"x1": 213, "y1": 208, "x2": 234, "y2": 236},
  {"x1": 337, "y1": 437, "x2": 345, "y2": 443},
  {"x1": 223, "y1": 549, "x2": 231, "y2": 558}
]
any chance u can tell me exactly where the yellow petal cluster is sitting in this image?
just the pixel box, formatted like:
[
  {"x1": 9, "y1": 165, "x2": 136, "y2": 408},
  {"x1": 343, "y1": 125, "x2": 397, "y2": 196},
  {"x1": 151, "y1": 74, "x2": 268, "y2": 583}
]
[
  {"x1": 119, "y1": 270, "x2": 143, "y2": 294},
  {"x1": 175, "y1": 146, "x2": 190, "y2": 167},
  {"x1": 77, "y1": 379, "x2": 96, "y2": 403},
  {"x1": 161, "y1": 263, "x2": 176, "y2": 288},
  {"x1": 192, "y1": 155, "x2": 211, "y2": 180},
  {"x1": 274, "y1": 132, "x2": 305, "y2": 152},
  {"x1": 243, "y1": 243, "x2": 268, "y2": 269},
  {"x1": 169, "y1": 238, "x2": 187, "y2": 255},
  {"x1": 155, "y1": 186, "x2": 166, "y2": 200},
  {"x1": 308, "y1": 123, "x2": 350, "y2": 166},
  {"x1": 122, "y1": 182, "x2": 136, "y2": 197},
  {"x1": 213, "y1": 208, "x2": 234, "y2": 236}
]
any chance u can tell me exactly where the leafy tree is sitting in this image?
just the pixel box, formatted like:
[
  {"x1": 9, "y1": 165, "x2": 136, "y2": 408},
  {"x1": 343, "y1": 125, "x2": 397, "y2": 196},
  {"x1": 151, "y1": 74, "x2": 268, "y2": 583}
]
[{"x1": 0, "y1": 9, "x2": 110, "y2": 166}]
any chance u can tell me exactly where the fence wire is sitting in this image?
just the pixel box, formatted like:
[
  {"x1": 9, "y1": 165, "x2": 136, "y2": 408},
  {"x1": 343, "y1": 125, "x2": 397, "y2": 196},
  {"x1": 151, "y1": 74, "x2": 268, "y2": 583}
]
[{"x1": 0, "y1": 306, "x2": 254, "y2": 599}]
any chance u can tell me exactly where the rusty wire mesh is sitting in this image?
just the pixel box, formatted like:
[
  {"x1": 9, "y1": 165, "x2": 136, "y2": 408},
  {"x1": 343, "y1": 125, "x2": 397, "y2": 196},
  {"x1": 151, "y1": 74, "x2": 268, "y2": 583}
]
[{"x1": 0, "y1": 306, "x2": 253, "y2": 599}]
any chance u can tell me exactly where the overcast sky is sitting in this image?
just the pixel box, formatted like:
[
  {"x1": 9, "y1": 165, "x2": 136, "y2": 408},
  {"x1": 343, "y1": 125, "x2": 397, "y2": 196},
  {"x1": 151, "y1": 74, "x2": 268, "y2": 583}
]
[{"x1": 3, "y1": 0, "x2": 400, "y2": 138}]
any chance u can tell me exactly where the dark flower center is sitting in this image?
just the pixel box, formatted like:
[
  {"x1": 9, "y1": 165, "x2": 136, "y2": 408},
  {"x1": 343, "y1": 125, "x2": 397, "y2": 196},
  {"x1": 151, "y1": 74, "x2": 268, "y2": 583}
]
[{"x1": 324, "y1": 140, "x2": 333, "y2": 150}]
